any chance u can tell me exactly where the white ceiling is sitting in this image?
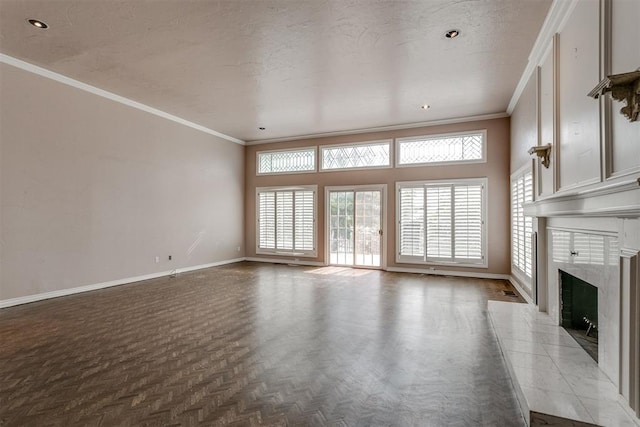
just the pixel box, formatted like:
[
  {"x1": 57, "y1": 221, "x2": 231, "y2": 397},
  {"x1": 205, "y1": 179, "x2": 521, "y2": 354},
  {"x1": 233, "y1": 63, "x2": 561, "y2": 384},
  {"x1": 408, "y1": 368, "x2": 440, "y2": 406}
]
[{"x1": 0, "y1": 0, "x2": 551, "y2": 143}]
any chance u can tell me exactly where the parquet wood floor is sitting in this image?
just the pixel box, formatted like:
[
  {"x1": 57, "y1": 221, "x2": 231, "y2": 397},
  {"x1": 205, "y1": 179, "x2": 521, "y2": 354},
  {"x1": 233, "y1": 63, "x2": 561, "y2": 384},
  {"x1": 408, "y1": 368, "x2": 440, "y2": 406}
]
[{"x1": 0, "y1": 262, "x2": 526, "y2": 426}]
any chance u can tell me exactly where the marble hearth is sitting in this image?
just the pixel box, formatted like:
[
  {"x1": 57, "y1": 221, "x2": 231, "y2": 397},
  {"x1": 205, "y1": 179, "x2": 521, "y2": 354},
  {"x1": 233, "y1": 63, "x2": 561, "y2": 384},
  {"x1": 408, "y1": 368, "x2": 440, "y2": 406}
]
[{"x1": 489, "y1": 301, "x2": 638, "y2": 426}]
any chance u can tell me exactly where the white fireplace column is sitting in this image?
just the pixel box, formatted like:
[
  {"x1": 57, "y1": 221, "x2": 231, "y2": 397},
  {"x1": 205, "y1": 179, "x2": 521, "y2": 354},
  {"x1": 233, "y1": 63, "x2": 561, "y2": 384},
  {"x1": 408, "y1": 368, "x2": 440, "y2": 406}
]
[{"x1": 620, "y1": 247, "x2": 640, "y2": 417}]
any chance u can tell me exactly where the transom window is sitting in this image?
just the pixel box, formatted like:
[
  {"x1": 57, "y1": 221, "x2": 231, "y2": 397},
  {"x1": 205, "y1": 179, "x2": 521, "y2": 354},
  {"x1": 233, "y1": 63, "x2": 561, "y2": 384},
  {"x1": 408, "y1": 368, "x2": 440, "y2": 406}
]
[
  {"x1": 511, "y1": 169, "x2": 533, "y2": 285},
  {"x1": 256, "y1": 186, "x2": 316, "y2": 256},
  {"x1": 320, "y1": 140, "x2": 391, "y2": 171},
  {"x1": 257, "y1": 148, "x2": 316, "y2": 175},
  {"x1": 396, "y1": 131, "x2": 485, "y2": 166},
  {"x1": 397, "y1": 179, "x2": 487, "y2": 266}
]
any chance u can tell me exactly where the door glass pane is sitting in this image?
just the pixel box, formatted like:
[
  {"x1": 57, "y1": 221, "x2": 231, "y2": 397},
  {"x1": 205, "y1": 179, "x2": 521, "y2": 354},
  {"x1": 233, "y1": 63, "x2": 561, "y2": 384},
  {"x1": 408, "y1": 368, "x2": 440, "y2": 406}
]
[
  {"x1": 355, "y1": 191, "x2": 381, "y2": 266},
  {"x1": 329, "y1": 191, "x2": 354, "y2": 265}
]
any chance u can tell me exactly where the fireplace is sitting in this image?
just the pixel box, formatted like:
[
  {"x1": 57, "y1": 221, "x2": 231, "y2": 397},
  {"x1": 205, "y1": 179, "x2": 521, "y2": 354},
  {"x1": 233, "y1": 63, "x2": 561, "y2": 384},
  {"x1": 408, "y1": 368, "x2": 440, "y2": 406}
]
[
  {"x1": 543, "y1": 220, "x2": 640, "y2": 419},
  {"x1": 560, "y1": 270, "x2": 598, "y2": 361},
  {"x1": 523, "y1": 178, "x2": 640, "y2": 420}
]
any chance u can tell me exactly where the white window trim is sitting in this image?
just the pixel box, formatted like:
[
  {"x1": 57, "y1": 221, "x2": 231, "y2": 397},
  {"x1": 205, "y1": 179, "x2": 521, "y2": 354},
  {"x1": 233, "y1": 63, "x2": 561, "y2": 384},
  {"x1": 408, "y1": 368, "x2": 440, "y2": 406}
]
[
  {"x1": 319, "y1": 139, "x2": 393, "y2": 172},
  {"x1": 395, "y1": 178, "x2": 488, "y2": 268},
  {"x1": 255, "y1": 185, "x2": 318, "y2": 257},
  {"x1": 256, "y1": 147, "x2": 317, "y2": 176},
  {"x1": 395, "y1": 129, "x2": 487, "y2": 168},
  {"x1": 510, "y1": 162, "x2": 534, "y2": 289}
]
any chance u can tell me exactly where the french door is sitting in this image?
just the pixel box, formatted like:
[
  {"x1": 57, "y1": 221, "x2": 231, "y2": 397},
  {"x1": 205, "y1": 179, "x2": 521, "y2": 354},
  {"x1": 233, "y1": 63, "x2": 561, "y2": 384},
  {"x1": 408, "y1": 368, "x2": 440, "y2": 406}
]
[{"x1": 326, "y1": 186, "x2": 384, "y2": 268}]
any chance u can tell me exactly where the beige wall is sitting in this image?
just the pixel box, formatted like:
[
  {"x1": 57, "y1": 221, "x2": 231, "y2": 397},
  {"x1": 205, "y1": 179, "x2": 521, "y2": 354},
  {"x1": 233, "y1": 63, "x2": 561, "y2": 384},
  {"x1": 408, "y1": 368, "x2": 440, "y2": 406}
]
[
  {"x1": 245, "y1": 118, "x2": 511, "y2": 275},
  {"x1": 0, "y1": 63, "x2": 245, "y2": 301}
]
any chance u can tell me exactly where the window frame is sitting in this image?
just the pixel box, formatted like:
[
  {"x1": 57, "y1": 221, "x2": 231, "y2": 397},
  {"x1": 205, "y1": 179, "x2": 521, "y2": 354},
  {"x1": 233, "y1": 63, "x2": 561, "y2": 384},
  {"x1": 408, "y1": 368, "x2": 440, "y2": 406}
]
[
  {"x1": 256, "y1": 147, "x2": 317, "y2": 176},
  {"x1": 319, "y1": 139, "x2": 393, "y2": 172},
  {"x1": 395, "y1": 130, "x2": 487, "y2": 168},
  {"x1": 510, "y1": 163, "x2": 534, "y2": 289},
  {"x1": 255, "y1": 185, "x2": 318, "y2": 257},
  {"x1": 395, "y1": 178, "x2": 488, "y2": 268}
]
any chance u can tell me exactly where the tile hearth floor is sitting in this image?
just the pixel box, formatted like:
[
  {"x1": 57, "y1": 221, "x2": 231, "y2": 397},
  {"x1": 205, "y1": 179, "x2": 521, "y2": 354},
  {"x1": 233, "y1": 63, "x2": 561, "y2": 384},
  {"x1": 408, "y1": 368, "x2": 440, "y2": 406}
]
[{"x1": 488, "y1": 301, "x2": 639, "y2": 427}]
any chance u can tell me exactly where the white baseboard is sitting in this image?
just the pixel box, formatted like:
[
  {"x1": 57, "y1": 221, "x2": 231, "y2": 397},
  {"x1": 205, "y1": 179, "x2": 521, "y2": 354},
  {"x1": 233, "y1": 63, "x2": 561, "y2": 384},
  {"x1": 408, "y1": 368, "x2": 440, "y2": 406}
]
[
  {"x1": 177, "y1": 258, "x2": 245, "y2": 273},
  {"x1": 0, "y1": 259, "x2": 532, "y2": 309},
  {"x1": 385, "y1": 266, "x2": 511, "y2": 280},
  {"x1": 508, "y1": 276, "x2": 534, "y2": 305},
  {"x1": 244, "y1": 257, "x2": 325, "y2": 267},
  {"x1": 0, "y1": 258, "x2": 244, "y2": 309},
  {"x1": 245, "y1": 259, "x2": 511, "y2": 279}
]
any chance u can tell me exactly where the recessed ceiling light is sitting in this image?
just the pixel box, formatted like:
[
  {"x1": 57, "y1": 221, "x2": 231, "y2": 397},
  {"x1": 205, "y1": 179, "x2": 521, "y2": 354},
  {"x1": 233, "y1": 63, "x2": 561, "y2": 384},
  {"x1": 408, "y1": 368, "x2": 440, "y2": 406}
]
[
  {"x1": 445, "y1": 29, "x2": 460, "y2": 39},
  {"x1": 258, "y1": 127, "x2": 266, "y2": 130},
  {"x1": 28, "y1": 19, "x2": 48, "y2": 29},
  {"x1": 421, "y1": 104, "x2": 430, "y2": 110}
]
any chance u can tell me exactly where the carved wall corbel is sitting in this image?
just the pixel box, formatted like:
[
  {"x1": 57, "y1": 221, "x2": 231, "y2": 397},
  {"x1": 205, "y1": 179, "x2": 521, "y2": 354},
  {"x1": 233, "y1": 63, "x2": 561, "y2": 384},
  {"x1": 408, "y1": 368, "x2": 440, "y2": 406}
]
[
  {"x1": 588, "y1": 69, "x2": 640, "y2": 122},
  {"x1": 528, "y1": 144, "x2": 552, "y2": 168}
]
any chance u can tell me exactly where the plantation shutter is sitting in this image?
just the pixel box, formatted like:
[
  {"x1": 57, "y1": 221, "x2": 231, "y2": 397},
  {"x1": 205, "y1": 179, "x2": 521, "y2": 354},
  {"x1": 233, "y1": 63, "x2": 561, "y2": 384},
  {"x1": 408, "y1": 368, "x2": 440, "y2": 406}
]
[
  {"x1": 294, "y1": 191, "x2": 315, "y2": 251},
  {"x1": 276, "y1": 192, "x2": 294, "y2": 250},
  {"x1": 514, "y1": 176, "x2": 525, "y2": 274},
  {"x1": 454, "y1": 184, "x2": 483, "y2": 260},
  {"x1": 511, "y1": 171, "x2": 533, "y2": 279},
  {"x1": 258, "y1": 192, "x2": 276, "y2": 249},
  {"x1": 399, "y1": 187, "x2": 425, "y2": 258},
  {"x1": 523, "y1": 173, "x2": 533, "y2": 277},
  {"x1": 258, "y1": 189, "x2": 315, "y2": 254},
  {"x1": 425, "y1": 186, "x2": 452, "y2": 259},
  {"x1": 398, "y1": 180, "x2": 485, "y2": 265}
]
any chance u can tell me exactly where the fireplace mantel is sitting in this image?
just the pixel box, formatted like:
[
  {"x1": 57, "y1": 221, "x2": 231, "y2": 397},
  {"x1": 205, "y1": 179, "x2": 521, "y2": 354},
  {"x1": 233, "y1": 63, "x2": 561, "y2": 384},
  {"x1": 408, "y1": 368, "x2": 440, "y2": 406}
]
[{"x1": 524, "y1": 177, "x2": 640, "y2": 219}]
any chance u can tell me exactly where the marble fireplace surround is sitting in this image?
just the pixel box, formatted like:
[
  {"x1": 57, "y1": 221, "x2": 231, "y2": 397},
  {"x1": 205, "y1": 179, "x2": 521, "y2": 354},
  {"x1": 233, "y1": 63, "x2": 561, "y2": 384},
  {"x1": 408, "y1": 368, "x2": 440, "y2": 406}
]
[{"x1": 522, "y1": 179, "x2": 640, "y2": 423}]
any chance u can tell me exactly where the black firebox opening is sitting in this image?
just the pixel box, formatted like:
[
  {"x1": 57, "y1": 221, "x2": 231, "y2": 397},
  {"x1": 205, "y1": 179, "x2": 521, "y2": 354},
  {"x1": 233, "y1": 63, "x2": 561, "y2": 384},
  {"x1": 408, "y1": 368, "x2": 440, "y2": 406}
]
[{"x1": 560, "y1": 270, "x2": 598, "y2": 362}]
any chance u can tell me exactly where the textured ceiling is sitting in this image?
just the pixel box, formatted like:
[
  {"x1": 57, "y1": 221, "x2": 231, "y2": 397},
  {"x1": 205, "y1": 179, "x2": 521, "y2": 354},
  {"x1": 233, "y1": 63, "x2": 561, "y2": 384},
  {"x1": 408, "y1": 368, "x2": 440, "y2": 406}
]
[{"x1": 0, "y1": 0, "x2": 551, "y2": 142}]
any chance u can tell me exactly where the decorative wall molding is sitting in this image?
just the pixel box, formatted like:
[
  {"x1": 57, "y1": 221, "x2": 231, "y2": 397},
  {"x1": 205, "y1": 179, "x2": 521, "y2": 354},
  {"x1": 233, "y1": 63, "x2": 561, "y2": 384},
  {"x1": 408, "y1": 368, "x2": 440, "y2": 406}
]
[
  {"x1": 0, "y1": 258, "x2": 245, "y2": 309},
  {"x1": 508, "y1": 0, "x2": 579, "y2": 114},
  {"x1": 0, "y1": 54, "x2": 245, "y2": 146}
]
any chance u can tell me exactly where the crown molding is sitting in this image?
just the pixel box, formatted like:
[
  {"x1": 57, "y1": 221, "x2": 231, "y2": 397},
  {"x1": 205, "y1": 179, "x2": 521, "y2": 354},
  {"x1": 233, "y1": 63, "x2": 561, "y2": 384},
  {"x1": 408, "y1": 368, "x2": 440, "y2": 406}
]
[
  {"x1": 245, "y1": 112, "x2": 509, "y2": 145},
  {"x1": 507, "y1": 0, "x2": 579, "y2": 114},
  {"x1": 0, "y1": 54, "x2": 245, "y2": 145}
]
